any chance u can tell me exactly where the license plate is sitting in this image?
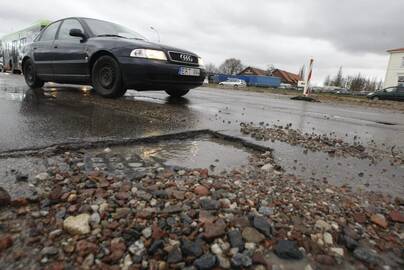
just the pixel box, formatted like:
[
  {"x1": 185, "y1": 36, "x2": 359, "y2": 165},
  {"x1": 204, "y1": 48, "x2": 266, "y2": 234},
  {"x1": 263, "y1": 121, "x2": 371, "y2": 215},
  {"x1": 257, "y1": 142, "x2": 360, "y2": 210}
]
[{"x1": 178, "y1": 67, "x2": 200, "y2": 76}]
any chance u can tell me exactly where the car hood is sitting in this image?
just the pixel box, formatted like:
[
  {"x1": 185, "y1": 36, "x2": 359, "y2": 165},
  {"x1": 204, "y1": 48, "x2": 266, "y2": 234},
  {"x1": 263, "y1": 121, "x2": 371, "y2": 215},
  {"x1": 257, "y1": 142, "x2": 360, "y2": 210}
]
[{"x1": 93, "y1": 37, "x2": 199, "y2": 57}]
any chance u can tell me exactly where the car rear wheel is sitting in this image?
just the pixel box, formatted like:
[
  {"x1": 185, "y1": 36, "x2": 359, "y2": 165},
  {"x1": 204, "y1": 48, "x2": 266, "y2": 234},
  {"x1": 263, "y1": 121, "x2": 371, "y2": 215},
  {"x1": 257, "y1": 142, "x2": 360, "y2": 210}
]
[
  {"x1": 23, "y1": 59, "x2": 44, "y2": 88},
  {"x1": 92, "y1": 56, "x2": 126, "y2": 98},
  {"x1": 165, "y1": 89, "x2": 190, "y2": 97}
]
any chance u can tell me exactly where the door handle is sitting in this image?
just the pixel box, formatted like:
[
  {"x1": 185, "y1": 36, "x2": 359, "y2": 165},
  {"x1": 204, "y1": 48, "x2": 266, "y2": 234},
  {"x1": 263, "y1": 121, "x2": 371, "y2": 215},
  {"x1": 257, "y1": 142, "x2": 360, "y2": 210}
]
[
  {"x1": 54, "y1": 45, "x2": 58, "y2": 49},
  {"x1": 33, "y1": 47, "x2": 37, "y2": 50}
]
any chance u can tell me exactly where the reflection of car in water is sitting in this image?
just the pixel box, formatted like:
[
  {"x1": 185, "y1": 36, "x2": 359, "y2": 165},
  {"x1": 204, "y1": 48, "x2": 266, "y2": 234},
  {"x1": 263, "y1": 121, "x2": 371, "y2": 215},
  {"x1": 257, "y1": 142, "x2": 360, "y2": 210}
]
[
  {"x1": 0, "y1": 20, "x2": 49, "y2": 74},
  {"x1": 219, "y1": 78, "x2": 247, "y2": 88},
  {"x1": 367, "y1": 86, "x2": 404, "y2": 101},
  {"x1": 23, "y1": 17, "x2": 206, "y2": 98}
]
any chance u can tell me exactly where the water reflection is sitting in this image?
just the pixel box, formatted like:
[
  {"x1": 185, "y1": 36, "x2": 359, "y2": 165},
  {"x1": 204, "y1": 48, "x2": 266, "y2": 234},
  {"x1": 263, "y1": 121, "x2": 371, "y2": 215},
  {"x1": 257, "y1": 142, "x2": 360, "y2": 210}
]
[{"x1": 1, "y1": 84, "x2": 200, "y2": 151}]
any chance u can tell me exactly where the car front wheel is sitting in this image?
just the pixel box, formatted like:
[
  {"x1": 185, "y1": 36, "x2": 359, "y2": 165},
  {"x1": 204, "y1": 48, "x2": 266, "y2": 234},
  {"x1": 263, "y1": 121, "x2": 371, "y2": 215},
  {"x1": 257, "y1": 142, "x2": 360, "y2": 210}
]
[
  {"x1": 92, "y1": 55, "x2": 126, "y2": 98},
  {"x1": 23, "y1": 59, "x2": 44, "y2": 88},
  {"x1": 372, "y1": 96, "x2": 379, "y2": 101},
  {"x1": 165, "y1": 89, "x2": 190, "y2": 97}
]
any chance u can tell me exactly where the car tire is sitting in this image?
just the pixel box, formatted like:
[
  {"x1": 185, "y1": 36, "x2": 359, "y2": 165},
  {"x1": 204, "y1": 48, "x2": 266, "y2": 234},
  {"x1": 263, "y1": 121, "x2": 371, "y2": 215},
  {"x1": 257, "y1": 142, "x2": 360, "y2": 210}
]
[
  {"x1": 234, "y1": 84, "x2": 238, "y2": 88},
  {"x1": 165, "y1": 89, "x2": 190, "y2": 97},
  {"x1": 372, "y1": 96, "x2": 379, "y2": 101},
  {"x1": 23, "y1": 58, "x2": 44, "y2": 88},
  {"x1": 92, "y1": 55, "x2": 126, "y2": 98}
]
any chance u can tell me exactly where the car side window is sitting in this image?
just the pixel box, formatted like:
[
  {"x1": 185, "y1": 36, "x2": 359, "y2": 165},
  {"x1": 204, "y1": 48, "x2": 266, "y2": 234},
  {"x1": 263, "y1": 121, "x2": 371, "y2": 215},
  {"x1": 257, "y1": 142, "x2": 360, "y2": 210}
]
[
  {"x1": 40, "y1": 22, "x2": 61, "y2": 41},
  {"x1": 58, "y1": 19, "x2": 84, "y2": 40}
]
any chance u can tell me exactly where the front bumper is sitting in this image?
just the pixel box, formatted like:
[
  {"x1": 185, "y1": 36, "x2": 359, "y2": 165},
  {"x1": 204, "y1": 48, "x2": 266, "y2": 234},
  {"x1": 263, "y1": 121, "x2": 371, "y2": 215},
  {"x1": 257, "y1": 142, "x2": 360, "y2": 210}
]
[{"x1": 118, "y1": 57, "x2": 206, "y2": 91}]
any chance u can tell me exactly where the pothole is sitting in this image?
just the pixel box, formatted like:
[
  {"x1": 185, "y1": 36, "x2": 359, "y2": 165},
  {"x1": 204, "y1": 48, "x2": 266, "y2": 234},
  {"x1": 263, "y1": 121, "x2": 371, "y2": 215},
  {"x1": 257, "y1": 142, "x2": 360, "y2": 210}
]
[{"x1": 86, "y1": 134, "x2": 257, "y2": 173}]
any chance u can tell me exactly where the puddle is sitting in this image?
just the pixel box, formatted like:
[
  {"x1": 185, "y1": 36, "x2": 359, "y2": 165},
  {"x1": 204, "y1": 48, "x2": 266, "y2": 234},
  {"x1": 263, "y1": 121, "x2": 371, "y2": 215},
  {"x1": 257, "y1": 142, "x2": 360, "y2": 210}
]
[
  {"x1": 0, "y1": 134, "x2": 256, "y2": 199},
  {"x1": 92, "y1": 135, "x2": 255, "y2": 173}
]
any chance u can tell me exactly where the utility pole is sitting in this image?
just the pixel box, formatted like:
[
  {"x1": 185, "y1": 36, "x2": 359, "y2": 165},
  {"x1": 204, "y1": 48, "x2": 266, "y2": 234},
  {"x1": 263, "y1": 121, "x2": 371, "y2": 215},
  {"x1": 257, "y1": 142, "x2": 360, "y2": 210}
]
[
  {"x1": 303, "y1": 58, "x2": 314, "y2": 96},
  {"x1": 150, "y1": 26, "x2": 160, "y2": 43}
]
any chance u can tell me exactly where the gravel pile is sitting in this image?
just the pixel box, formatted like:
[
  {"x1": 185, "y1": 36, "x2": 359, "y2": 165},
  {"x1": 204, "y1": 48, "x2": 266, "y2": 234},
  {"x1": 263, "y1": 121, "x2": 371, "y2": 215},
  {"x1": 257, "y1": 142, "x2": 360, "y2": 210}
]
[
  {"x1": 240, "y1": 122, "x2": 404, "y2": 165},
  {"x1": 0, "y1": 149, "x2": 403, "y2": 270}
]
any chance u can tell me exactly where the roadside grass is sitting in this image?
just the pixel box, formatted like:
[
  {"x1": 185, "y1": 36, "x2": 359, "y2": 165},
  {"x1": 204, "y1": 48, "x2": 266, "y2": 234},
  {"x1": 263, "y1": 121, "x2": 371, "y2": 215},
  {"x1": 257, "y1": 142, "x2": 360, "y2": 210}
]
[{"x1": 203, "y1": 84, "x2": 404, "y2": 112}]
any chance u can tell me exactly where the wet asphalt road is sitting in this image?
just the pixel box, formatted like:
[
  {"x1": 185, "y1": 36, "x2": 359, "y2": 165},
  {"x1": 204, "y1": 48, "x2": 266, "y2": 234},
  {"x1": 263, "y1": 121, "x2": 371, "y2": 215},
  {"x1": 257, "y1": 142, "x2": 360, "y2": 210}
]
[
  {"x1": 1, "y1": 72, "x2": 403, "y2": 196},
  {"x1": 1, "y1": 72, "x2": 404, "y2": 152}
]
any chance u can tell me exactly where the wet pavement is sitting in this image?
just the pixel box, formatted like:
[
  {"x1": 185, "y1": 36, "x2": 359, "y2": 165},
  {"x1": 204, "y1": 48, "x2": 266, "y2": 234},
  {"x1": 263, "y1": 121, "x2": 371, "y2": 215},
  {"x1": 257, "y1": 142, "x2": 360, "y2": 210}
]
[{"x1": 0, "y1": 73, "x2": 403, "y2": 197}]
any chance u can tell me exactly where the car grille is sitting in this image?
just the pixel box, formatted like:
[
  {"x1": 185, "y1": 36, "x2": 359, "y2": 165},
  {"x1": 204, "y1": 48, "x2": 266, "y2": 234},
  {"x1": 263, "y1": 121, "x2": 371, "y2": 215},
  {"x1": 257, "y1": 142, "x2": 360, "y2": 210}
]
[{"x1": 168, "y1": 51, "x2": 198, "y2": 65}]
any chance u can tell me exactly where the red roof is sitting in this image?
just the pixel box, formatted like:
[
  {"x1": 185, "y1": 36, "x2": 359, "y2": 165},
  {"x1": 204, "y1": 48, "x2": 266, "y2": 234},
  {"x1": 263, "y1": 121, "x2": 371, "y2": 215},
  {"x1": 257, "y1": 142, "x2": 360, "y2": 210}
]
[
  {"x1": 239, "y1": 67, "x2": 269, "y2": 76},
  {"x1": 271, "y1": 69, "x2": 301, "y2": 85},
  {"x1": 387, "y1": 48, "x2": 404, "y2": 53}
]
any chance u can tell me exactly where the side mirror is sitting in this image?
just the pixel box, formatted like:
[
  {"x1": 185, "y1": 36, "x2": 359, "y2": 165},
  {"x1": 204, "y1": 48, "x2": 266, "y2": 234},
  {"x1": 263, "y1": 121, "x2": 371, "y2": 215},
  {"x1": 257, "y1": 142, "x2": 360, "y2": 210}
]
[{"x1": 69, "y1": 29, "x2": 87, "y2": 41}]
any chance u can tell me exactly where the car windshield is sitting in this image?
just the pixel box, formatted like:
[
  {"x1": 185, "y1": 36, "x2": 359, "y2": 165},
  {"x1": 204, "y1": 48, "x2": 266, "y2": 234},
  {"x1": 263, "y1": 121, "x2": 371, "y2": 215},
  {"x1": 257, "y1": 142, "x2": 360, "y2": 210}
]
[{"x1": 84, "y1": 18, "x2": 146, "y2": 40}]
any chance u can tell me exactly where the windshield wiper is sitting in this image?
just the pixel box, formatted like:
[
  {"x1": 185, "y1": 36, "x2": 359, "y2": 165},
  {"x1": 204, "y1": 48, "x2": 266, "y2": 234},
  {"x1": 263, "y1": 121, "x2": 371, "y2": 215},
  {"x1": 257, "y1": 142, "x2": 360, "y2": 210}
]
[{"x1": 96, "y1": 34, "x2": 127, "y2": 39}]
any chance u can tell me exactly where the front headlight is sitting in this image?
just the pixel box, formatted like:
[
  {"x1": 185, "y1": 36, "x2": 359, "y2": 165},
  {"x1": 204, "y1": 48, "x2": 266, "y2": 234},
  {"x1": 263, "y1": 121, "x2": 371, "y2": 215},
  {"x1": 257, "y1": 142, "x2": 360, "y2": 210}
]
[
  {"x1": 198, "y1": 57, "x2": 204, "y2": 66},
  {"x1": 130, "y1": 49, "x2": 167, "y2": 61}
]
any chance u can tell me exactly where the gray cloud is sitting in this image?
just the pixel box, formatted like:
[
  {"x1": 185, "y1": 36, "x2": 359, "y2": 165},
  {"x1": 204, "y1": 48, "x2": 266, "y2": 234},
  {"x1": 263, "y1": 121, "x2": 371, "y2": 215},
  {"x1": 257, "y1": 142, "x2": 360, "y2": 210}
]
[{"x1": 1, "y1": 0, "x2": 402, "y2": 84}]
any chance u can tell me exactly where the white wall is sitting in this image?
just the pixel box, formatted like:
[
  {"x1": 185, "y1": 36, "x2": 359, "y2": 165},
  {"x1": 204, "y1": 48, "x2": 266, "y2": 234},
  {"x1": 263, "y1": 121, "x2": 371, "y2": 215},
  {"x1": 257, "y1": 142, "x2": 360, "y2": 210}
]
[{"x1": 384, "y1": 51, "x2": 404, "y2": 88}]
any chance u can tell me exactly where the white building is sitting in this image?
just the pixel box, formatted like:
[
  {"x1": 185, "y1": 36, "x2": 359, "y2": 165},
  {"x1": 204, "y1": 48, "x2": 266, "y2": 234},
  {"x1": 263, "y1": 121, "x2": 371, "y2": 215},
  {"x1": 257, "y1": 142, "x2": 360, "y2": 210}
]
[{"x1": 384, "y1": 48, "x2": 404, "y2": 88}]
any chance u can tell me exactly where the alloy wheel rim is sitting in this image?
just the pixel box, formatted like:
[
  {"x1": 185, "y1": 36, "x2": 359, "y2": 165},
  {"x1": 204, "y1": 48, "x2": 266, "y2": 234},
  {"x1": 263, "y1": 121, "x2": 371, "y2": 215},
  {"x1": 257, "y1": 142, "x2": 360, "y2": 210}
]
[{"x1": 99, "y1": 66, "x2": 114, "y2": 89}]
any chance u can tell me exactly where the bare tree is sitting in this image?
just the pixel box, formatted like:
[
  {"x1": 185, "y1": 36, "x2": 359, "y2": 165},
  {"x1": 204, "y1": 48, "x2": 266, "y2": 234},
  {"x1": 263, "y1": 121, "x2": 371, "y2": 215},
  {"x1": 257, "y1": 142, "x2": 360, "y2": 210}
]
[
  {"x1": 324, "y1": 75, "x2": 331, "y2": 86},
  {"x1": 332, "y1": 67, "x2": 344, "y2": 87},
  {"x1": 205, "y1": 63, "x2": 219, "y2": 74},
  {"x1": 219, "y1": 58, "x2": 244, "y2": 75}
]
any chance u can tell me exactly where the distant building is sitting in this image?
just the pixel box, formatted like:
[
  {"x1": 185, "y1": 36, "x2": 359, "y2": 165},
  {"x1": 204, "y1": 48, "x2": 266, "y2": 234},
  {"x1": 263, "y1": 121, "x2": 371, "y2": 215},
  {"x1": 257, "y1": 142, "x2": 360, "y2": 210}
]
[
  {"x1": 384, "y1": 47, "x2": 404, "y2": 88},
  {"x1": 239, "y1": 66, "x2": 269, "y2": 76},
  {"x1": 238, "y1": 67, "x2": 301, "y2": 85},
  {"x1": 270, "y1": 69, "x2": 301, "y2": 85}
]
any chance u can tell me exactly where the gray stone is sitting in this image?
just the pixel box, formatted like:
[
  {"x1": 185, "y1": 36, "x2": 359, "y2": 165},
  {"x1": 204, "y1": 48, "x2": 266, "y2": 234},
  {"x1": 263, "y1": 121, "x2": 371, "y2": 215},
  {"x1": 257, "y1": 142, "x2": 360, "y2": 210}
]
[
  {"x1": 252, "y1": 215, "x2": 272, "y2": 238},
  {"x1": 353, "y1": 247, "x2": 381, "y2": 265},
  {"x1": 200, "y1": 199, "x2": 220, "y2": 210},
  {"x1": 194, "y1": 253, "x2": 217, "y2": 270},
  {"x1": 258, "y1": 206, "x2": 273, "y2": 216},
  {"x1": 228, "y1": 230, "x2": 244, "y2": 250},
  {"x1": 274, "y1": 240, "x2": 303, "y2": 260},
  {"x1": 167, "y1": 246, "x2": 183, "y2": 264},
  {"x1": 41, "y1": 246, "x2": 59, "y2": 256},
  {"x1": 231, "y1": 252, "x2": 252, "y2": 268},
  {"x1": 181, "y1": 239, "x2": 203, "y2": 258}
]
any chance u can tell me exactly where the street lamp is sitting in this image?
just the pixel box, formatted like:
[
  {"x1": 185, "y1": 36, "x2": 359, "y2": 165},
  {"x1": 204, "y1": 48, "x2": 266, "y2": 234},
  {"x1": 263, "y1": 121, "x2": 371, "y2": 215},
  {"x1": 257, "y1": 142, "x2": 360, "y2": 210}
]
[{"x1": 150, "y1": 26, "x2": 160, "y2": 43}]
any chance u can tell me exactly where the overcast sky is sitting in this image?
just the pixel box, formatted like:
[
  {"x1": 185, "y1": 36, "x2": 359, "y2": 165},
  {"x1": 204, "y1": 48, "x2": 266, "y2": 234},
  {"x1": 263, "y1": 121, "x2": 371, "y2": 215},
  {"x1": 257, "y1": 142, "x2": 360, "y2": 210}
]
[{"x1": 1, "y1": 0, "x2": 402, "y2": 85}]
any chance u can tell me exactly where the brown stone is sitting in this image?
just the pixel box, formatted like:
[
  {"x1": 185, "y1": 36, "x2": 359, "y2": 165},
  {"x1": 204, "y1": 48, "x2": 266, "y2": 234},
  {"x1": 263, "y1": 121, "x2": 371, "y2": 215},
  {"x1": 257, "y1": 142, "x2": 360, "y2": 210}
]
[
  {"x1": 203, "y1": 220, "x2": 226, "y2": 240},
  {"x1": 115, "y1": 192, "x2": 129, "y2": 201},
  {"x1": 242, "y1": 227, "x2": 265, "y2": 243},
  {"x1": 152, "y1": 223, "x2": 166, "y2": 240},
  {"x1": 76, "y1": 240, "x2": 98, "y2": 257},
  {"x1": 0, "y1": 187, "x2": 11, "y2": 206},
  {"x1": 44, "y1": 262, "x2": 65, "y2": 270},
  {"x1": 252, "y1": 253, "x2": 272, "y2": 269},
  {"x1": 389, "y1": 211, "x2": 404, "y2": 223},
  {"x1": 353, "y1": 212, "x2": 367, "y2": 224},
  {"x1": 49, "y1": 185, "x2": 63, "y2": 201},
  {"x1": 194, "y1": 185, "x2": 209, "y2": 196},
  {"x1": 103, "y1": 238, "x2": 126, "y2": 263},
  {"x1": 370, "y1": 214, "x2": 388, "y2": 229},
  {"x1": 315, "y1": 255, "x2": 336, "y2": 265},
  {"x1": 0, "y1": 235, "x2": 13, "y2": 252}
]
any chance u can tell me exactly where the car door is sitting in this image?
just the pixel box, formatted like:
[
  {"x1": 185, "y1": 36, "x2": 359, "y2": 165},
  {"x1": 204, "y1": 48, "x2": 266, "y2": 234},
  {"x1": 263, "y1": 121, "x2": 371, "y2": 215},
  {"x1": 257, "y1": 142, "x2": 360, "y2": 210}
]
[
  {"x1": 397, "y1": 87, "x2": 404, "y2": 101},
  {"x1": 33, "y1": 21, "x2": 61, "y2": 79},
  {"x1": 53, "y1": 19, "x2": 89, "y2": 82}
]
